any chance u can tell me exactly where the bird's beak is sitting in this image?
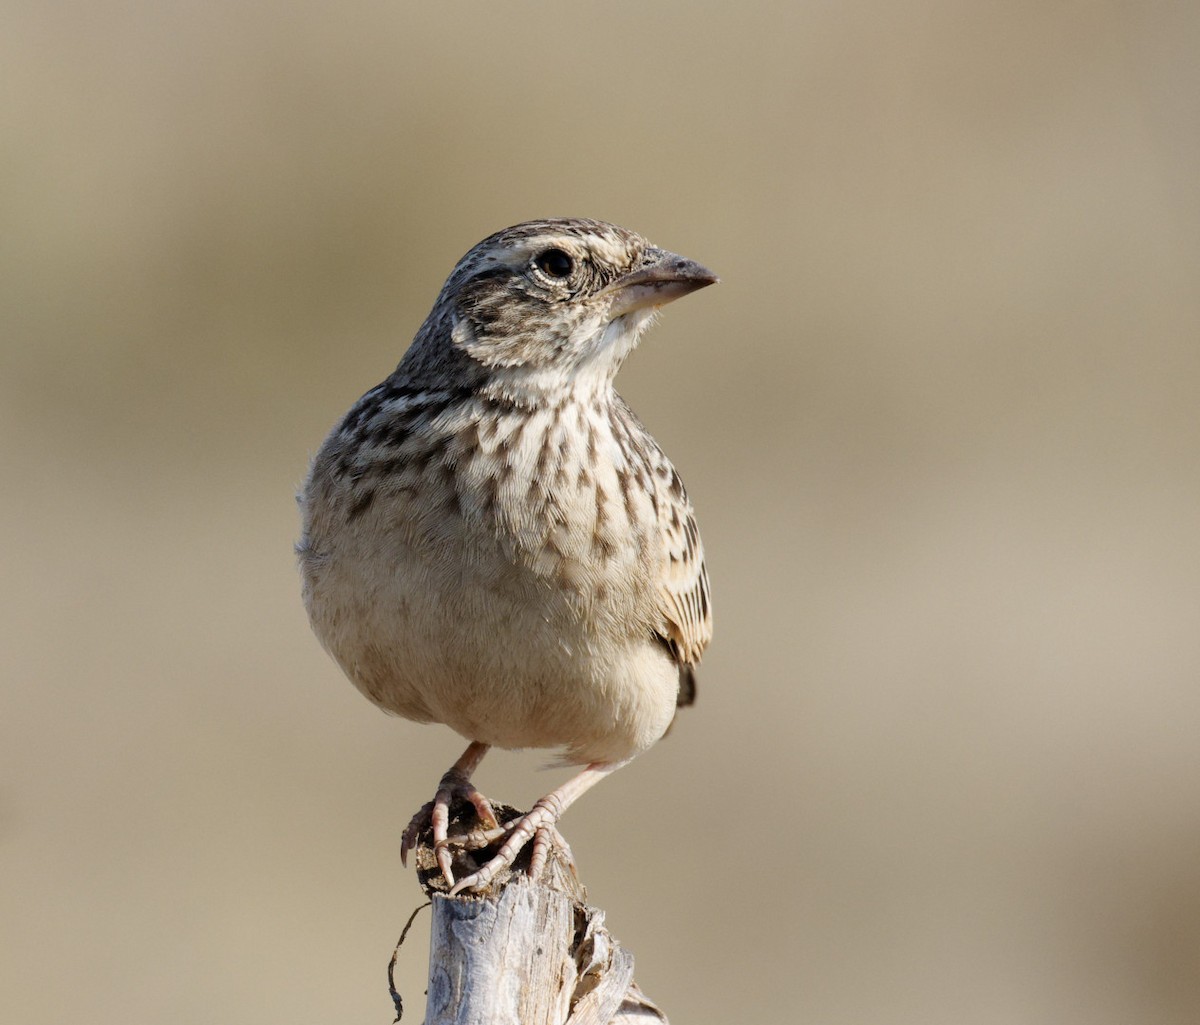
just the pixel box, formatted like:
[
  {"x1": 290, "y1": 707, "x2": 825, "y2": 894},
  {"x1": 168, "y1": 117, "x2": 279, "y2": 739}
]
[{"x1": 601, "y1": 248, "x2": 719, "y2": 319}]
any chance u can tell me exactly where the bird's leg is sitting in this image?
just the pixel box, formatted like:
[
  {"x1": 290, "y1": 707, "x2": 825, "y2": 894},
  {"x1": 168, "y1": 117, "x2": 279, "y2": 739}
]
[
  {"x1": 400, "y1": 741, "x2": 498, "y2": 886},
  {"x1": 448, "y1": 760, "x2": 627, "y2": 895}
]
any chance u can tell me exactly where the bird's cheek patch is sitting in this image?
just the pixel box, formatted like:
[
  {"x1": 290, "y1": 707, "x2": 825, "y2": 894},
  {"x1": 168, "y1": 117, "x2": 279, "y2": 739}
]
[{"x1": 452, "y1": 316, "x2": 566, "y2": 370}]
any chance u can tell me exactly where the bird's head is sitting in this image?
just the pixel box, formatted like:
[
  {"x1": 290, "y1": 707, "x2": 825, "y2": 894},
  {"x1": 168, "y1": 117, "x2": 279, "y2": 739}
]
[{"x1": 407, "y1": 219, "x2": 716, "y2": 400}]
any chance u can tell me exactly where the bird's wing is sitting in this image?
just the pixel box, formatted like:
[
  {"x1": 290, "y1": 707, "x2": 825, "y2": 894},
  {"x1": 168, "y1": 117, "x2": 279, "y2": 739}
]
[
  {"x1": 609, "y1": 396, "x2": 711, "y2": 683},
  {"x1": 653, "y1": 460, "x2": 712, "y2": 671}
]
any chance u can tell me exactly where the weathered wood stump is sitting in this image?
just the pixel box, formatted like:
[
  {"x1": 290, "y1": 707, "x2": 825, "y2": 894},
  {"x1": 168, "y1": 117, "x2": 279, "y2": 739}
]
[{"x1": 406, "y1": 802, "x2": 669, "y2": 1025}]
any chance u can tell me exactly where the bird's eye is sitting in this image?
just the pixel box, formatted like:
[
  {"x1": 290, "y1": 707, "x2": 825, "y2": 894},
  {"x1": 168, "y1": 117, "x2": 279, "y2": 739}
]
[{"x1": 534, "y1": 248, "x2": 574, "y2": 279}]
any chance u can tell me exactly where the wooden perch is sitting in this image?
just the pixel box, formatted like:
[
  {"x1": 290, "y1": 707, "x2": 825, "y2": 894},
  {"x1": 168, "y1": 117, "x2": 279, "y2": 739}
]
[{"x1": 403, "y1": 802, "x2": 669, "y2": 1025}]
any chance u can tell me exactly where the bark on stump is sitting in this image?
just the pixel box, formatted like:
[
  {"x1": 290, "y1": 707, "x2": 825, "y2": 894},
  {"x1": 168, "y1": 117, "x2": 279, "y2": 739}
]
[{"x1": 408, "y1": 802, "x2": 669, "y2": 1025}]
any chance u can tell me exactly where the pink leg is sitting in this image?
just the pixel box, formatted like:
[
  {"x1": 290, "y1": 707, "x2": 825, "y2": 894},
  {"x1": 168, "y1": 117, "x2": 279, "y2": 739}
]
[
  {"x1": 448, "y1": 760, "x2": 627, "y2": 896},
  {"x1": 400, "y1": 742, "x2": 498, "y2": 886}
]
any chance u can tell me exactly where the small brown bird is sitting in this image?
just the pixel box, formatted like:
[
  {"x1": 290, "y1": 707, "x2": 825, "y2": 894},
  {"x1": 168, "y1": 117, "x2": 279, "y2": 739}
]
[{"x1": 298, "y1": 219, "x2": 715, "y2": 892}]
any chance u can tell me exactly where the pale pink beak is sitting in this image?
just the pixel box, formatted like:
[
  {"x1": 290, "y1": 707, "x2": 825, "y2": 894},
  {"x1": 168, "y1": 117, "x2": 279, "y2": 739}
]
[{"x1": 602, "y1": 249, "x2": 718, "y2": 319}]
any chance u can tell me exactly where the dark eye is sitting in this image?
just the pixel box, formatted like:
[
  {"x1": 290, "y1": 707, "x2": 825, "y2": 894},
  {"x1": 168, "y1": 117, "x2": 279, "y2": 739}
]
[{"x1": 534, "y1": 248, "x2": 573, "y2": 279}]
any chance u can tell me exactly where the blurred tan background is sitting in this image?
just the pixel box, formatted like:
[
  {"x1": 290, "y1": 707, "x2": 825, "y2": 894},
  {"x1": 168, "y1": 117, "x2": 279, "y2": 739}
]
[{"x1": 4, "y1": 2, "x2": 1199, "y2": 1023}]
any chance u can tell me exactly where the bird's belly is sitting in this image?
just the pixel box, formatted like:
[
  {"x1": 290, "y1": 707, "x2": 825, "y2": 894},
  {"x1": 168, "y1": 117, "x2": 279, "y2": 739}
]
[{"x1": 301, "y1": 533, "x2": 677, "y2": 765}]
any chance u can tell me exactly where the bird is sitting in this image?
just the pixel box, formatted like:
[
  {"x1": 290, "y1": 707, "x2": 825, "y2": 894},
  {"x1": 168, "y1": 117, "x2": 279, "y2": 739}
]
[{"x1": 297, "y1": 218, "x2": 715, "y2": 893}]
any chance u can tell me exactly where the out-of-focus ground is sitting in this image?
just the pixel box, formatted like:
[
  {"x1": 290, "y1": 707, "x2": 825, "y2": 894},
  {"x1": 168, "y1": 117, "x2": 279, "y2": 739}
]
[{"x1": 3, "y1": 3, "x2": 1199, "y2": 1023}]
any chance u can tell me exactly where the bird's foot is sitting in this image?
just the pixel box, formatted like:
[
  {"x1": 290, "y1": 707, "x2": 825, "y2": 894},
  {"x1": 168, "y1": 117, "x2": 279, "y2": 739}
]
[
  {"x1": 446, "y1": 793, "x2": 571, "y2": 895},
  {"x1": 411, "y1": 761, "x2": 617, "y2": 896},
  {"x1": 400, "y1": 767, "x2": 499, "y2": 887}
]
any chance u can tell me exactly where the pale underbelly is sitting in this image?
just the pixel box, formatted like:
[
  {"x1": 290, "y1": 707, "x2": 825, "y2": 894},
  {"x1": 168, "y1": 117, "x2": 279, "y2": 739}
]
[{"x1": 302, "y1": 547, "x2": 678, "y2": 764}]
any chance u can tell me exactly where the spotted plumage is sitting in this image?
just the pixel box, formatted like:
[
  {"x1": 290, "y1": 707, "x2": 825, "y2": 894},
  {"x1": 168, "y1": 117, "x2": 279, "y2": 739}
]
[{"x1": 298, "y1": 218, "x2": 716, "y2": 892}]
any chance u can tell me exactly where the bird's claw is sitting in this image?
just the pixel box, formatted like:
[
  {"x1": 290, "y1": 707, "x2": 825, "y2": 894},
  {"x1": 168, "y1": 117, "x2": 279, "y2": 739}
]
[
  {"x1": 446, "y1": 798, "x2": 570, "y2": 895},
  {"x1": 399, "y1": 770, "x2": 499, "y2": 886},
  {"x1": 405, "y1": 758, "x2": 610, "y2": 894}
]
